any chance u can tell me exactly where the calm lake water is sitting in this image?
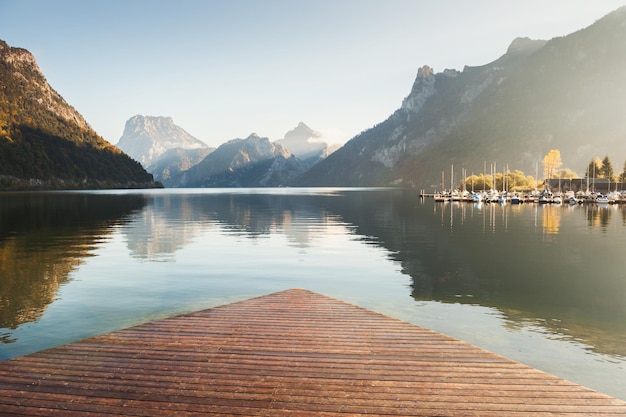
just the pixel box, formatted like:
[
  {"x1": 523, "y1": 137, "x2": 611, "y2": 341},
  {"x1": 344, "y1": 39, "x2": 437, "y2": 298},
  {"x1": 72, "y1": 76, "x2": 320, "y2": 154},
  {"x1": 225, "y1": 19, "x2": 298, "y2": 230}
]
[{"x1": 1, "y1": 188, "x2": 625, "y2": 399}]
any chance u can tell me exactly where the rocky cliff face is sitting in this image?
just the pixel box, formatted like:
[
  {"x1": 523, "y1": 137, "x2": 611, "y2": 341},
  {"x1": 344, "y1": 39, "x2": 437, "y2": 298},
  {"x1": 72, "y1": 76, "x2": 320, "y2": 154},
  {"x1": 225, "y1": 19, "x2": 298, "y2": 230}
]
[
  {"x1": 117, "y1": 115, "x2": 211, "y2": 167},
  {"x1": 0, "y1": 41, "x2": 90, "y2": 131},
  {"x1": 0, "y1": 39, "x2": 157, "y2": 190},
  {"x1": 295, "y1": 7, "x2": 626, "y2": 188},
  {"x1": 149, "y1": 147, "x2": 213, "y2": 186},
  {"x1": 116, "y1": 115, "x2": 214, "y2": 186}
]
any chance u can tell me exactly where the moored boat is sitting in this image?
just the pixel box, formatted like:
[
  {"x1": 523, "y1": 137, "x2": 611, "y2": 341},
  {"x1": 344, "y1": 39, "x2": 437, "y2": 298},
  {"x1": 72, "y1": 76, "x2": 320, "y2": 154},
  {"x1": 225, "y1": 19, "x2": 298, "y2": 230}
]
[
  {"x1": 569, "y1": 196, "x2": 582, "y2": 205},
  {"x1": 595, "y1": 195, "x2": 609, "y2": 204},
  {"x1": 538, "y1": 189, "x2": 553, "y2": 204}
]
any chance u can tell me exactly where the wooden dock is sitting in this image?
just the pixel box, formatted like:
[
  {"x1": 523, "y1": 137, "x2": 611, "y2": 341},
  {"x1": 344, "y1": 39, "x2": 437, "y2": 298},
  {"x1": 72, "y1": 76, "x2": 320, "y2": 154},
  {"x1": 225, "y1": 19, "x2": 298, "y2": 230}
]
[{"x1": 1, "y1": 288, "x2": 625, "y2": 416}]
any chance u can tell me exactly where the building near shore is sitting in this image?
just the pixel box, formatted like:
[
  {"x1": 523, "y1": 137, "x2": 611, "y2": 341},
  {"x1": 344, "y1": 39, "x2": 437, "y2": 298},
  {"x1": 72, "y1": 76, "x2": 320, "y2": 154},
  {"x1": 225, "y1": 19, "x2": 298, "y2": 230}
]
[{"x1": 546, "y1": 178, "x2": 625, "y2": 193}]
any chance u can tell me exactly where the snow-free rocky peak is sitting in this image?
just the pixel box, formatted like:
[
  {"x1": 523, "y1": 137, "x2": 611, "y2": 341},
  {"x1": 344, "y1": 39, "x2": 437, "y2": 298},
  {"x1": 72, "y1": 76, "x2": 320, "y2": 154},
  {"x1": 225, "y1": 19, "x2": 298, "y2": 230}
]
[{"x1": 117, "y1": 115, "x2": 209, "y2": 167}]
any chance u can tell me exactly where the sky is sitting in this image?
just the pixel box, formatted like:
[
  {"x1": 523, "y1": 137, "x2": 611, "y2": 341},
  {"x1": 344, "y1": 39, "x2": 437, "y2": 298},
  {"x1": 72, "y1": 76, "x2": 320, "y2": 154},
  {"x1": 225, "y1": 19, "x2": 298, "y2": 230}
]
[{"x1": 1, "y1": 0, "x2": 625, "y2": 148}]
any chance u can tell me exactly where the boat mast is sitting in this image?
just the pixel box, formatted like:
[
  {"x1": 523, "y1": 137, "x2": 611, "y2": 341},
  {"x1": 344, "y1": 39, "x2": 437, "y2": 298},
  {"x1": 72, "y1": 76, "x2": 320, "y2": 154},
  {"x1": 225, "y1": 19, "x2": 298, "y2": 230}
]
[
  {"x1": 494, "y1": 162, "x2": 497, "y2": 192},
  {"x1": 535, "y1": 162, "x2": 538, "y2": 192},
  {"x1": 451, "y1": 164, "x2": 454, "y2": 192},
  {"x1": 441, "y1": 170, "x2": 445, "y2": 192},
  {"x1": 592, "y1": 163, "x2": 595, "y2": 192},
  {"x1": 461, "y1": 168, "x2": 464, "y2": 192}
]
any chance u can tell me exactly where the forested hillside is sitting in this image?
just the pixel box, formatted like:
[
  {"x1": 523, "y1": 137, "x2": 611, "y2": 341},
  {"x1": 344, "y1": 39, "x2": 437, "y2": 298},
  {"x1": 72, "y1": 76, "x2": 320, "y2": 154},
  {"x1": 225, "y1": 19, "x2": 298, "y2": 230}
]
[{"x1": 0, "y1": 40, "x2": 158, "y2": 190}]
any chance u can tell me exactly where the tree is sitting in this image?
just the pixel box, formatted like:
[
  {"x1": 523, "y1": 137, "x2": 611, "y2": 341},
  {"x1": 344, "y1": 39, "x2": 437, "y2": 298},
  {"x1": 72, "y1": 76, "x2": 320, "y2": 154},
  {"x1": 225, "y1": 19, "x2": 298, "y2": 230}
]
[
  {"x1": 462, "y1": 170, "x2": 536, "y2": 192},
  {"x1": 542, "y1": 149, "x2": 562, "y2": 179},
  {"x1": 556, "y1": 168, "x2": 578, "y2": 179},
  {"x1": 463, "y1": 173, "x2": 492, "y2": 191},
  {"x1": 500, "y1": 170, "x2": 536, "y2": 191},
  {"x1": 601, "y1": 155, "x2": 614, "y2": 180},
  {"x1": 585, "y1": 157, "x2": 603, "y2": 178}
]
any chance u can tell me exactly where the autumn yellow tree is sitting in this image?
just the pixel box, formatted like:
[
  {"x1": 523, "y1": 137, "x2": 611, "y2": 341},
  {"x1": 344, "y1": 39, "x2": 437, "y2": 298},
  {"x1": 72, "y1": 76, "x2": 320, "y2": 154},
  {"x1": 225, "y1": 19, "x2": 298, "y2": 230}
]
[{"x1": 542, "y1": 149, "x2": 562, "y2": 179}]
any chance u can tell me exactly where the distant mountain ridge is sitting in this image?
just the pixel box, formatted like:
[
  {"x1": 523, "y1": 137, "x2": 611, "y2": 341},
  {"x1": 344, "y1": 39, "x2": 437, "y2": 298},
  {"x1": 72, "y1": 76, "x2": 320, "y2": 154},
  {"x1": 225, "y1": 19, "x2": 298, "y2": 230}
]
[
  {"x1": 296, "y1": 7, "x2": 626, "y2": 188},
  {"x1": 119, "y1": 117, "x2": 337, "y2": 187},
  {"x1": 174, "y1": 133, "x2": 306, "y2": 187},
  {"x1": 0, "y1": 39, "x2": 158, "y2": 190}
]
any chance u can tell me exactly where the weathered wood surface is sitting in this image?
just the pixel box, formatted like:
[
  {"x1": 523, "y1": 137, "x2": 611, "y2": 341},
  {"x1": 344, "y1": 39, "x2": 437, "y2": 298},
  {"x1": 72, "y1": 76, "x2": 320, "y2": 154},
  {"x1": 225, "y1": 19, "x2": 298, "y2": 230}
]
[{"x1": 0, "y1": 288, "x2": 625, "y2": 416}]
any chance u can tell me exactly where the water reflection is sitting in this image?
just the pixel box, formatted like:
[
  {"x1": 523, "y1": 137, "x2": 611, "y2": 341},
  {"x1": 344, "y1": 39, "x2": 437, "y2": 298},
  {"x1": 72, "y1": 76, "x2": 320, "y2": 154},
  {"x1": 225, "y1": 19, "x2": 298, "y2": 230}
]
[
  {"x1": 584, "y1": 203, "x2": 614, "y2": 230},
  {"x1": 0, "y1": 192, "x2": 147, "y2": 336},
  {"x1": 541, "y1": 205, "x2": 561, "y2": 235},
  {"x1": 124, "y1": 194, "x2": 209, "y2": 261},
  {"x1": 121, "y1": 193, "x2": 335, "y2": 260},
  {"x1": 414, "y1": 199, "x2": 626, "y2": 359},
  {"x1": 1, "y1": 189, "x2": 625, "y2": 371}
]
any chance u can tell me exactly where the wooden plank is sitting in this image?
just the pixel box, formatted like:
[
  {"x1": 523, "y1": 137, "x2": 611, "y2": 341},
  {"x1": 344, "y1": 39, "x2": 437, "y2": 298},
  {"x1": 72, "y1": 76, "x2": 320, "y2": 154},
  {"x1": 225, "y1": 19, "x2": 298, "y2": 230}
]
[{"x1": 0, "y1": 288, "x2": 625, "y2": 416}]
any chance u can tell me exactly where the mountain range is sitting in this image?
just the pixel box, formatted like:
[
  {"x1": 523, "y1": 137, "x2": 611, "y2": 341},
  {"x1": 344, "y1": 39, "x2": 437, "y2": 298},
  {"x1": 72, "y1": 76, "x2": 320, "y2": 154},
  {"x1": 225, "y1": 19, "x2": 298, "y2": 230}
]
[
  {"x1": 120, "y1": 117, "x2": 337, "y2": 187},
  {"x1": 296, "y1": 7, "x2": 626, "y2": 188},
  {"x1": 2, "y1": 6, "x2": 625, "y2": 190},
  {"x1": 171, "y1": 133, "x2": 305, "y2": 187},
  {"x1": 0, "y1": 40, "x2": 158, "y2": 190}
]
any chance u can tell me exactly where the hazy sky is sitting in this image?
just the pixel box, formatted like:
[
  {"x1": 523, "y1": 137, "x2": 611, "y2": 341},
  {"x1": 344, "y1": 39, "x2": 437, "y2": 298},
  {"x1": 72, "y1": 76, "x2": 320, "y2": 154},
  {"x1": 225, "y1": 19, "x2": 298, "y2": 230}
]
[{"x1": 1, "y1": 0, "x2": 625, "y2": 147}]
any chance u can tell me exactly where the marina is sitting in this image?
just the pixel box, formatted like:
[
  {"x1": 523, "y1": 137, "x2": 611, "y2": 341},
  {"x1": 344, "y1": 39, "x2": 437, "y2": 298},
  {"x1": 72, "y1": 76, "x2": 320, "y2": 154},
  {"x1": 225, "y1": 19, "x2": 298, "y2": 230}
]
[
  {"x1": 1, "y1": 289, "x2": 626, "y2": 416},
  {"x1": 420, "y1": 189, "x2": 626, "y2": 204},
  {"x1": 423, "y1": 163, "x2": 626, "y2": 204}
]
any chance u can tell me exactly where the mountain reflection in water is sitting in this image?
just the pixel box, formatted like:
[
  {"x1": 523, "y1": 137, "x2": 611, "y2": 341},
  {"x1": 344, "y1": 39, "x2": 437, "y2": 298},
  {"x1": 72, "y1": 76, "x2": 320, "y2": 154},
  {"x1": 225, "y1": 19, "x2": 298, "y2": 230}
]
[
  {"x1": 0, "y1": 189, "x2": 624, "y2": 400},
  {"x1": 0, "y1": 192, "x2": 147, "y2": 336}
]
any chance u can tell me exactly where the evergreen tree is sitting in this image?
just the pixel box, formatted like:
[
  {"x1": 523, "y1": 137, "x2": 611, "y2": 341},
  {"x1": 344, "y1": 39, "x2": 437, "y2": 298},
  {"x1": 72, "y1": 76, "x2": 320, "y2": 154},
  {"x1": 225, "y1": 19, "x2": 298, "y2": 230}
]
[
  {"x1": 585, "y1": 157, "x2": 603, "y2": 178},
  {"x1": 601, "y1": 155, "x2": 614, "y2": 180}
]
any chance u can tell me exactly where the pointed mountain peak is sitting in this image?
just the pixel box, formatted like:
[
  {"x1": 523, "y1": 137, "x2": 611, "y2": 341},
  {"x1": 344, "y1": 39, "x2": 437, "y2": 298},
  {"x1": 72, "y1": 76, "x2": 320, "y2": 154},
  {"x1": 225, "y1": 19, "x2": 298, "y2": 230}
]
[
  {"x1": 401, "y1": 65, "x2": 437, "y2": 113},
  {"x1": 275, "y1": 122, "x2": 329, "y2": 161},
  {"x1": 416, "y1": 65, "x2": 435, "y2": 78},
  {"x1": 281, "y1": 122, "x2": 321, "y2": 142}
]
